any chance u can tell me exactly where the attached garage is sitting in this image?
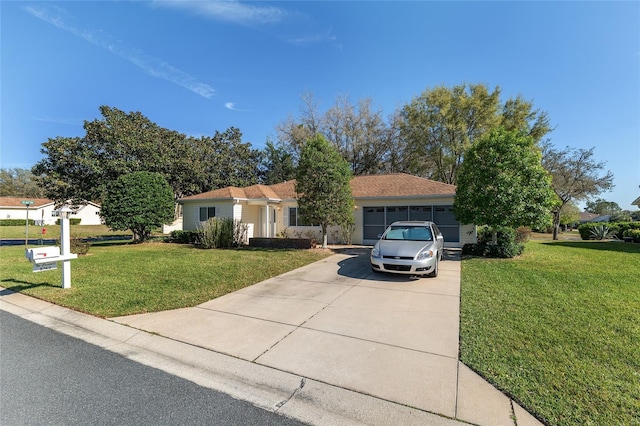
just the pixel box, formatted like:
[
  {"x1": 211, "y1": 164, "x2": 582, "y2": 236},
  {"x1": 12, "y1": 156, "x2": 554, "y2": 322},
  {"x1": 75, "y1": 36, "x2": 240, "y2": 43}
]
[{"x1": 362, "y1": 205, "x2": 460, "y2": 245}]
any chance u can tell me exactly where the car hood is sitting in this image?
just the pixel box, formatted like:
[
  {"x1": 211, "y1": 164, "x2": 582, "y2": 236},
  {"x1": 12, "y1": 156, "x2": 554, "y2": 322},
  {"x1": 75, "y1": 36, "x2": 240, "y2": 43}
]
[{"x1": 376, "y1": 240, "x2": 434, "y2": 258}]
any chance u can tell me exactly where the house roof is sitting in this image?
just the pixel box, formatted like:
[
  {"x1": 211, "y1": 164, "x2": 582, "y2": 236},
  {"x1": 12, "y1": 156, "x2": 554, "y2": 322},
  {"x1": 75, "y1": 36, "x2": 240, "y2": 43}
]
[
  {"x1": 0, "y1": 197, "x2": 53, "y2": 208},
  {"x1": 632, "y1": 196, "x2": 640, "y2": 206},
  {"x1": 179, "y1": 173, "x2": 456, "y2": 203},
  {"x1": 350, "y1": 173, "x2": 456, "y2": 198}
]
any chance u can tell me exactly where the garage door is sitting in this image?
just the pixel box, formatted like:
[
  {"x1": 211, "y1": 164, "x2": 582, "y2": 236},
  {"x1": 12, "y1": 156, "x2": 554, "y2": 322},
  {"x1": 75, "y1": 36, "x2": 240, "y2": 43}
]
[{"x1": 363, "y1": 205, "x2": 460, "y2": 244}]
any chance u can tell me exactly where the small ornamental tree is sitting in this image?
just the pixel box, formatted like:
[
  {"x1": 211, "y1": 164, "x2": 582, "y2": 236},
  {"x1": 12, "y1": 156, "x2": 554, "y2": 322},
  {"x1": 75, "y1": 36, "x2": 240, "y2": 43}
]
[
  {"x1": 295, "y1": 134, "x2": 354, "y2": 248},
  {"x1": 101, "y1": 171, "x2": 175, "y2": 243},
  {"x1": 454, "y1": 128, "x2": 557, "y2": 245}
]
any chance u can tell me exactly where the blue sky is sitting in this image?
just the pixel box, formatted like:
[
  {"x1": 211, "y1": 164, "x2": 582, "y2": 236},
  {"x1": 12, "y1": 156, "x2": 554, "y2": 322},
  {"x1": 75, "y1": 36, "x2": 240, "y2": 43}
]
[{"x1": 1, "y1": 1, "x2": 638, "y2": 209}]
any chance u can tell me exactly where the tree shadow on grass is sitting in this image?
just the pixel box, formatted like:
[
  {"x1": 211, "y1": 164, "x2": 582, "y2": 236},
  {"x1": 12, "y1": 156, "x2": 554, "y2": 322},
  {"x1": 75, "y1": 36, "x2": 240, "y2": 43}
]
[
  {"x1": 1, "y1": 278, "x2": 60, "y2": 292},
  {"x1": 541, "y1": 240, "x2": 640, "y2": 254}
]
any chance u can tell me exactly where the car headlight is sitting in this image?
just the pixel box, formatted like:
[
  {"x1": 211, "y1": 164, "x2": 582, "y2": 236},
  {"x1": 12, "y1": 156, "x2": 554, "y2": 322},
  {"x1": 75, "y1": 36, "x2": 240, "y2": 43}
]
[
  {"x1": 417, "y1": 249, "x2": 434, "y2": 260},
  {"x1": 371, "y1": 247, "x2": 380, "y2": 258}
]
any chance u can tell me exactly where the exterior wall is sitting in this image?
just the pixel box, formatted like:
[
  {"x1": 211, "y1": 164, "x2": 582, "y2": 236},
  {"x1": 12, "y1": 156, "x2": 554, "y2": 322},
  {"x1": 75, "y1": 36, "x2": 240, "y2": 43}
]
[
  {"x1": 0, "y1": 204, "x2": 103, "y2": 225},
  {"x1": 1, "y1": 205, "x2": 56, "y2": 225},
  {"x1": 182, "y1": 200, "x2": 236, "y2": 230},
  {"x1": 71, "y1": 203, "x2": 102, "y2": 225},
  {"x1": 460, "y1": 224, "x2": 477, "y2": 245}
]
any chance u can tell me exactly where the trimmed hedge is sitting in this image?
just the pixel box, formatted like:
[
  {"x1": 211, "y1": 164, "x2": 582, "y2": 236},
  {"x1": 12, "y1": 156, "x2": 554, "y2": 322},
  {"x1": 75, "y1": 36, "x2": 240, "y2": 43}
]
[
  {"x1": 55, "y1": 218, "x2": 81, "y2": 225},
  {"x1": 0, "y1": 219, "x2": 36, "y2": 226},
  {"x1": 166, "y1": 230, "x2": 199, "y2": 244},
  {"x1": 578, "y1": 222, "x2": 640, "y2": 240},
  {"x1": 623, "y1": 229, "x2": 640, "y2": 243}
]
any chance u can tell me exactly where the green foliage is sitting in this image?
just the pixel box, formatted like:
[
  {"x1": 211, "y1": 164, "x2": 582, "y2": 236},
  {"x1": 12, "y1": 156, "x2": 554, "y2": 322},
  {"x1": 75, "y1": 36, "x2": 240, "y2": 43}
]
[
  {"x1": 588, "y1": 224, "x2": 617, "y2": 240},
  {"x1": 454, "y1": 127, "x2": 556, "y2": 232},
  {"x1": 260, "y1": 139, "x2": 296, "y2": 185},
  {"x1": 295, "y1": 134, "x2": 354, "y2": 247},
  {"x1": 585, "y1": 197, "x2": 621, "y2": 215},
  {"x1": 167, "y1": 230, "x2": 199, "y2": 244},
  {"x1": 0, "y1": 168, "x2": 45, "y2": 197},
  {"x1": 101, "y1": 171, "x2": 175, "y2": 243},
  {"x1": 0, "y1": 219, "x2": 36, "y2": 226},
  {"x1": 623, "y1": 229, "x2": 640, "y2": 242},
  {"x1": 55, "y1": 218, "x2": 81, "y2": 225},
  {"x1": 577, "y1": 222, "x2": 640, "y2": 240},
  {"x1": 32, "y1": 106, "x2": 261, "y2": 204},
  {"x1": 399, "y1": 83, "x2": 551, "y2": 184},
  {"x1": 197, "y1": 217, "x2": 248, "y2": 249},
  {"x1": 613, "y1": 222, "x2": 640, "y2": 239},
  {"x1": 462, "y1": 226, "x2": 524, "y2": 258}
]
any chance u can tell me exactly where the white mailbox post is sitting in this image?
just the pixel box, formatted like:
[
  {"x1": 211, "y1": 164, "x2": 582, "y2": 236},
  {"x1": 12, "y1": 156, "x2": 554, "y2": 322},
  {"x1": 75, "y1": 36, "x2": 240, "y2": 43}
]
[
  {"x1": 58, "y1": 206, "x2": 74, "y2": 289},
  {"x1": 25, "y1": 206, "x2": 77, "y2": 288}
]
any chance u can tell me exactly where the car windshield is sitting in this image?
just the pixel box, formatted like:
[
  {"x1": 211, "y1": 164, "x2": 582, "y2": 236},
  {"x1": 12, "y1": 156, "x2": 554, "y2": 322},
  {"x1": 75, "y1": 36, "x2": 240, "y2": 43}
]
[{"x1": 383, "y1": 226, "x2": 433, "y2": 241}]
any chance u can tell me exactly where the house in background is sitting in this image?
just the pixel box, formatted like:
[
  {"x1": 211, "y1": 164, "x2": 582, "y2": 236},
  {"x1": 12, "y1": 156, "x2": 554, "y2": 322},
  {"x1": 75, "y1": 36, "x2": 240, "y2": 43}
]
[
  {"x1": 0, "y1": 197, "x2": 103, "y2": 225},
  {"x1": 179, "y1": 173, "x2": 476, "y2": 247},
  {"x1": 578, "y1": 211, "x2": 611, "y2": 224}
]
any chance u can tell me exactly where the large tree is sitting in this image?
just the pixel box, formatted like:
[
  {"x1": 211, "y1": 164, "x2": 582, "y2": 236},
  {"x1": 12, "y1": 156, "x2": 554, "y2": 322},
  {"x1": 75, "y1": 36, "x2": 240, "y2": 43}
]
[
  {"x1": 399, "y1": 83, "x2": 552, "y2": 184},
  {"x1": 259, "y1": 139, "x2": 296, "y2": 185},
  {"x1": 541, "y1": 144, "x2": 614, "y2": 239},
  {"x1": 0, "y1": 168, "x2": 45, "y2": 197},
  {"x1": 101, "y1": 171, "x2": 174, "y2": 243},
  {"x1": 454, "y1": 128, "x2": 557, "y2": 244},
  {"x1": 295, "y1": 134, "x2": 354, "y2": 248},
  {"x1": 32, "y1": 106, "x2": 261, "y2": 206}
]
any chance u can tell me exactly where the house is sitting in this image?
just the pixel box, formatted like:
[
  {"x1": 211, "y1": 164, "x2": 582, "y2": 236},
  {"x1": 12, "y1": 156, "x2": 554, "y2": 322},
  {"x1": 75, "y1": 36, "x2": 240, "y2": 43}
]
[
  {"x1": 579, "y1": 211, "x2": 610, "y2": 223},
  {"x1": 632, "y1": 196, "x2": 640, "y2": 208},
  {"x1": 0, "y1": 197, "x2": 103, "y2": 226},
  {"x1": 178, "y1": 173, "x2": 476, "y2": 247}
]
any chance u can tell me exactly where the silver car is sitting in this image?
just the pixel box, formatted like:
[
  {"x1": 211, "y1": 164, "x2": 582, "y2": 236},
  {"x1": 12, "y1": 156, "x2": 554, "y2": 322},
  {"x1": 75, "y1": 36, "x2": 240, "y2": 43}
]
[{"x1": 370, "y1": 221, "x2": 444, "y2": 277}]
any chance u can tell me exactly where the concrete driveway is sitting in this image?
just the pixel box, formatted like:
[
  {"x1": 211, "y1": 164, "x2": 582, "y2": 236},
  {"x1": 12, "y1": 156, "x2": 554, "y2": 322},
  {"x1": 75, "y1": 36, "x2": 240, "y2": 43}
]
[{"x1": 111, "y1": 248, "x2": 541, "y2": 426}]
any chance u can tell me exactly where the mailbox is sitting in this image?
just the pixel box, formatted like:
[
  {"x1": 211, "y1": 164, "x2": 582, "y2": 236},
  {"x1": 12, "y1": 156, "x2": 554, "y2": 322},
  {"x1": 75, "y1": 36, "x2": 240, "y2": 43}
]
[{"x1": 26, "y1": 246, "x2": 60, "y2": 263}]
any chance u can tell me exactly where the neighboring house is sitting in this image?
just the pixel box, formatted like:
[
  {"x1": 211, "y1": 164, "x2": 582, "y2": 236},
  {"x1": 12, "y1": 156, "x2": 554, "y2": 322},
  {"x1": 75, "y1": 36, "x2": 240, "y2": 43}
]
[
  {"x1": 632, "y1": 196, "x2": 640, "y2": 208},
  {"x1": 0, "y1": 197, "x2": 103, "y2": 225},
  {"x1": 178, "y1": 173, "x2": 476, "y2": 247},
  {"x1": 579, "y1": 211, "x2": 610, "y2": 223}
]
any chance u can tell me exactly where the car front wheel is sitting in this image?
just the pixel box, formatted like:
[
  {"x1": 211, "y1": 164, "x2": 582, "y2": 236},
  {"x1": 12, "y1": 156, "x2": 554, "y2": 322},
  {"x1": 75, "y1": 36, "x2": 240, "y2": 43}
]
[{"x1": 427, "y1": 257, "x2": 439, "y2": 278}]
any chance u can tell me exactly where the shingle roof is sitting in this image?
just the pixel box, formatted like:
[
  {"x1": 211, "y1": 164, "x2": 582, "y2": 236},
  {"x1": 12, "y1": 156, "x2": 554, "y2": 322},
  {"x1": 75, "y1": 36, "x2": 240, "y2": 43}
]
[
  {"x1": 0, "y1": 197, "x2": 53, "y2": 208},
  {"x1": 350, "y1": 173, "x2": 456, "y2": 198},
  {"x1": 179, "y1": 174, "x2": 455, "y2": 203}
]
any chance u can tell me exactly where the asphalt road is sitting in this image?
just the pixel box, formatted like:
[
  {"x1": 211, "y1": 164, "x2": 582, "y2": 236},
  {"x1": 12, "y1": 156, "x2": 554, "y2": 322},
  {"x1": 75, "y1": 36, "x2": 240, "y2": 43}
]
[{"x1": 0, "y1": 310, "x2": 306, "y2": 425}]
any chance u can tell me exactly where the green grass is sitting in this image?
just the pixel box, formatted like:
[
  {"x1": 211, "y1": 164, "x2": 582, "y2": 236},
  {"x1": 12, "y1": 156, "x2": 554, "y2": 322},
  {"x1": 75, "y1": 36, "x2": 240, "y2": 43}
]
[
  {"x1": 0, "y1": 225, "x2": 131, "y2": 240},
  {"x1": 0, "y1": 243, "x2": 331, "y2": 317},
  {"x1": 460, "y1": 240, "x2": 640, "y2": 426}
]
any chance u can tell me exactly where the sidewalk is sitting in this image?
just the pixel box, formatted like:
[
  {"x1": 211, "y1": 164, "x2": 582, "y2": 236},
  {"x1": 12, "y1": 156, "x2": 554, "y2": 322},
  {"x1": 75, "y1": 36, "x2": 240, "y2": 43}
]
[{"x1": 1, "y1": 248, "x2": 543, "y2": 426}]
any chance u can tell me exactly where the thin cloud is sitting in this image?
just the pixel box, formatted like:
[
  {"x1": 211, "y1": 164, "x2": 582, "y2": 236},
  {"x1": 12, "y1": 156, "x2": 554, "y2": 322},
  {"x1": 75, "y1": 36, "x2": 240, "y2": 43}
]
[
  {"x1": 32, "y1": 116, "x2": 82, "y2": 126},
  {"x1": 225, "y1": 102, "x2": 249, "y2": 112},
  {"x1": 154, "y1": 0, "x2": 288, "y2": 25},
  {"x1": 24, "y1": 5, "x2": 215, "y2": 99},
  {"x1": 286, "y1": 30, "x2": 338, "y2": 46}
]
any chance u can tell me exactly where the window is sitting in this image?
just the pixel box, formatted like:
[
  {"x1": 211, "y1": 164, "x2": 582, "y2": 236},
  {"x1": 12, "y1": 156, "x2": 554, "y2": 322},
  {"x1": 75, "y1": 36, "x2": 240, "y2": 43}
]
[
  {"x1": 199, "y1": 207, "x2": 215, "y2": 222},
  {"x1": 288, "y1": 207, "x2": 313, "y2": 226}
]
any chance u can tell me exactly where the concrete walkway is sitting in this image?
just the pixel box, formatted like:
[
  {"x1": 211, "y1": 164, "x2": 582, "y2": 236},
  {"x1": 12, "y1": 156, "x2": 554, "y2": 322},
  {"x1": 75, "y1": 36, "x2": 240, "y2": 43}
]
[{"x1": 1, "y1": 248, "x2": 543, "y2": 426}]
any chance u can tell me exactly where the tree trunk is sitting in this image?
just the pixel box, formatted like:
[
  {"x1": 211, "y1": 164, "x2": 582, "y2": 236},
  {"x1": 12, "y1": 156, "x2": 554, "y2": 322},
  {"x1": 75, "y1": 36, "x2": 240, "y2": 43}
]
[{"x1": 552, "y1": 210, "x2": 561, "y2": 240}]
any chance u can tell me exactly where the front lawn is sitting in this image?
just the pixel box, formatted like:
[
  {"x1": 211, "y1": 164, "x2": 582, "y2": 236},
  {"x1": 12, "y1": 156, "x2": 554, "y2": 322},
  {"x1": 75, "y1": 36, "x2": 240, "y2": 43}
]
[
  {"x1": 0, "y1": 224, "x2": 131, "y2": 240},
  {"x1": 460, "y1": 240, "x2": 640, "y2": 426},
  {"x1": 0, "y1": 243, "x2": 331, "y2": 317}
]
